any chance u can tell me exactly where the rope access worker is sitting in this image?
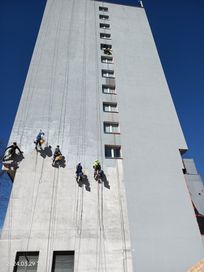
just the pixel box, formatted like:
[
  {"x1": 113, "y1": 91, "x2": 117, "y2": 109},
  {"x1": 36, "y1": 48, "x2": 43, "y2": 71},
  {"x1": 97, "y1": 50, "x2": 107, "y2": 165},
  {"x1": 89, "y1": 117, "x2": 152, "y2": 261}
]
[
  {"x1": 76, "y1": 162, "x2": 83, "y2": 182},
  {"x1": 52, "y1": 145, "x2": 62, "y2": 166},
  {"x1": 93, "y1": 160, "x2": 102, "y2": 179},
  {"x1": 34, "y1": 129, "x2": 45, "y2": 150},
  {"x1": 104, "y1": 47, "x2": 112, "y2": 55},
  {"x1": 3, "y1": 142, "x2": 23, "y2": 161}
]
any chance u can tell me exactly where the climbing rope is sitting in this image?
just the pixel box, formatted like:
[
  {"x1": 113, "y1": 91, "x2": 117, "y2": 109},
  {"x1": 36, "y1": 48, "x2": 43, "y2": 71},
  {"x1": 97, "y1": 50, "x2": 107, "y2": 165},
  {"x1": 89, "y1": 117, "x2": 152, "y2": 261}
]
[
  {"x1": 7, "y1": 186, "x2": 13, "y2": 272},
  {"x1": 116, "y1": 164, "x2": 128, "y2": 272},
  {"x1": 47, "y1": 0, "x2": 80, "y2": 265},
  {"x1": 18, "y1": 0, "x2": 56, "y2": 148},
  {"x1": 74, "y1": 0, "x2": 88, "y2": 271},
  {"x1": 45, "y1": 167, "x2": 58, "y2": 272},
  {"x1": 11, "y1": 2, "x2": 57, "y2": 264},
  {"x1": 96, "y1": 1, "x2": 129, "y2": 271},
  {"x1": 6, "y1": 9, "x2": 56, "y2": 268},
  {"x1": 94, "y1": 1, "x2": 109, "y2": 271},
  {"x1": 44, "y1": 1, "x2": 65, "y2": 271}
]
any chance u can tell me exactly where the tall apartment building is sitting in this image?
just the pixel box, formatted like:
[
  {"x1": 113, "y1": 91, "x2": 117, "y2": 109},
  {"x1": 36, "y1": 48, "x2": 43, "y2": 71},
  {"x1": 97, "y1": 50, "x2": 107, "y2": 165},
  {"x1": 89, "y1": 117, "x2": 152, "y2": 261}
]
[{"x1": 0, "y1": 0, "x2": 203, "y2": 271}]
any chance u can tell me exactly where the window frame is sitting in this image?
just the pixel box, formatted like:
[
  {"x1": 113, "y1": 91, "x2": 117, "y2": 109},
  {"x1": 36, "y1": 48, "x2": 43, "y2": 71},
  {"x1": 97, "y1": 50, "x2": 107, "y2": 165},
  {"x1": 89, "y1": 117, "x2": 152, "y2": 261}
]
[
  {"x1": 104, "y1": 122, "x2": 120, "y2": 134},
  {"x1": 100, "y1": 23, "x2": 110, "y2": 29},
  {"x1": 101, "y1": 43, "x2": 112, "y2": 50},
  {"x1": 102, "y1": 69, "x2": 115, "y2": 78},
  {"x1": 99, "y1": 14, "x2": 109, "y2": 20},
  {"x1": 105, "y1": 145, "x2": 122, "y2": 159},
  {"x1": 51, "y1": 251, "x2": 75, "y2": 272},
  {"x1": 13, "y1": 251, "x2": 39, "y2": 272},
  {"x1": 99, "y1": 6, "x2": 108, "y2": 12},
  {"x1": 101, "y1": 56, "x2": 113, "y2": 64},
  {"x1": 103, "y1": 102, "x2": 118, "y2": 113},
  {"x1": 102, "y1": 85, "x2": 116, "y2": 95},
  {"x1": 100, "y1": 33, "x2": 111, "y2": 40}
]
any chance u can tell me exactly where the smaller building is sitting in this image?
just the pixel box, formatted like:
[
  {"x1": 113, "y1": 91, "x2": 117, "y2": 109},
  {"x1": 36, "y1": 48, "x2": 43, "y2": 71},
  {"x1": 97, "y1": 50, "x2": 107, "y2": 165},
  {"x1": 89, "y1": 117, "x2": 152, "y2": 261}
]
[{"x1": 183, "y1": 159, "x2": 204, "y2": 240}]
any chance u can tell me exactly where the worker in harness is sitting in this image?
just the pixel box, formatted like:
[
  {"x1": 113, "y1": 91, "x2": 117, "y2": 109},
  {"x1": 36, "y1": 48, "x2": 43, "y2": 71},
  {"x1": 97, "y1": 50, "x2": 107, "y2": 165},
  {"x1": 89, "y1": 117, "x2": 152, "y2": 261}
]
[
  {"x1": 52, "y1": 145, "x2": 62, "y2": 166},
  {"x1": 104, "y1": 47, "x2": 112, "y2": 55},
  {"x1": 3, "y1": 142, "x2": 23, "y2": 161},
  {"x1": 34, "y1": 130, "x2": 45, "y2": 150},
  {"x1": 76, "y1": 162, "x2": 84, "y2": 182},
  {"x1": 93, "y1": 160, "x2": 104, "y2": 180}
]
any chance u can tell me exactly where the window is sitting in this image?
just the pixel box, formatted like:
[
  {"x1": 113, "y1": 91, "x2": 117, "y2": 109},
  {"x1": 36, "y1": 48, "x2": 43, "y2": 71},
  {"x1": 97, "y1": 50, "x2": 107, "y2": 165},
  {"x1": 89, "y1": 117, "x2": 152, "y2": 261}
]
[
  {"x1": 99, "y1": 6, "x2": 108, "y2": 12},
  {"x1": 101, "y1": 44, "x2": 112, "y2": 55},
  {"x1": 100, "y1": 23, "x2": 110, "y2": 29},
  {"x1": 101, "y1": 44, "x2": 112, "y2": 50},
  {"x1": 102, "y1": 69, "x2": 114, "y2": 78},
  {"x1": 102, "y1": 85, "x2": 116, "y2": 94},
  {"x1": 51, "y1": 251, "x2": 74, "y2": 272},
  {"x1": 100, "y1": 33, "x2": 111, "y2": 40},
  {"x1": 13, "y1": 252, "x2": 39, "y2": 272},
  {"x1": 103, "y1": 102, "x2": 118, "y2": 112},
  {"x1": 99, "y1": 14, "x2": 109, "y2": 20},
  {"x1": 101, "y1": 56, "x2": 113, "y2": 63},
  {"x1": 105, "y1": 145, "x2": 121, "y2": 158},
  {"x1": 104, "y1": 122, "x2": 119, "y2": 133}
]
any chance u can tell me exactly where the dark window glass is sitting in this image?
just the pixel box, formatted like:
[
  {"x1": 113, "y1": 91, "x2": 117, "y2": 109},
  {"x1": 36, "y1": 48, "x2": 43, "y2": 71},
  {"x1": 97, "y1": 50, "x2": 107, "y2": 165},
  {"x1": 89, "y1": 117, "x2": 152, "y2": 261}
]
[
  {"x1": 103, "y1": 102, "x2": 117, "y2": 112},
  {"x1": 100, "y1": 23, "x2": 110, "y2": 29},
  {"x1": 99, "y1": 14, "x2": 109, "y2": 20},
  {"x1": 51, "y1": 251, "x2": 74, "y2": 272},
  {"x1": 13, "y1": 252, "x2": 39, "y2": 272},
  {"x1": 105, "y1": 146, "x2": 112, "y2": 157},
  {"x1": 99, "y1": 6, "x2": 108, "y2": 12},
  {"x1": 105, "y1": 146, "x2": 121, "y2": 158},
  {"x1": 114, "y1": 147, "x2": 121, "y2": 157},
  {"x1": 100, "y1": 33, "x2": 111, "y2": 39},
  {"x1": 102, "y1": 85, "x2": 116, "y2": 94}
]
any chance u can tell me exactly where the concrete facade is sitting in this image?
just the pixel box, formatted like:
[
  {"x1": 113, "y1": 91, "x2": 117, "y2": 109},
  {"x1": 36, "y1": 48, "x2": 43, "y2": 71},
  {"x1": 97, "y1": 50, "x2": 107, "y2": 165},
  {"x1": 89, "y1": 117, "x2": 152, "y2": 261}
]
[
  {"x1": 0, "y1": 0, "x2": 203, "y2": 271},
  {"x1": 183, "y1": 159, "x2": 204, "y2": 249},
  {"x1": 184, "y1": 159, "x2": 204, "y2": 215}
]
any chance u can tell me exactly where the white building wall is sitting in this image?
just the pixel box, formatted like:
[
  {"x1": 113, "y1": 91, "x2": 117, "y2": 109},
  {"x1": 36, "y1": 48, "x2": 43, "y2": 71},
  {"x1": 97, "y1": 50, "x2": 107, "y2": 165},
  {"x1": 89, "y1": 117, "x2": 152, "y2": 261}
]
[
  {"x1": 0, "y1": 1, "x2": 203, "y2": 271},
  {"x1": 0, "y1": 0, "x2": 132, "y2": 271},
  {"x1": 108, "y1": 4, "x2": 204, "y2": 271}
]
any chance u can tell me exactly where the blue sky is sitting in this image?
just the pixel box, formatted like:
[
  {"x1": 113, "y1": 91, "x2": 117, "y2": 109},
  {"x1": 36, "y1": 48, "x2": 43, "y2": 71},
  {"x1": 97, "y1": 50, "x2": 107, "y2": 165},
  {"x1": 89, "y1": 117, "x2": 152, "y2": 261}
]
[
  {"x1": 144, "y1": 0, "x2": 204, "y2": 174},
  {"x1": 0, "y1": 0, "x2": 204, "y2": 226}
]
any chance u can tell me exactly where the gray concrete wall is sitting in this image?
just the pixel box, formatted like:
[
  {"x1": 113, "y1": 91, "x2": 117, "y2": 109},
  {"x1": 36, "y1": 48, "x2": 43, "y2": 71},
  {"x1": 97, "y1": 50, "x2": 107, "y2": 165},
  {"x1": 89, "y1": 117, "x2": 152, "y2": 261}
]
[
  {"x1": 0, "y1": 0, "x2": 203, "y2": 272},
  {"x1": 108, "y1": 4, "x2": 204, "y2": 272},
  {"x1": 0, "y1": 0, "x2": 132, "y2": 271}
]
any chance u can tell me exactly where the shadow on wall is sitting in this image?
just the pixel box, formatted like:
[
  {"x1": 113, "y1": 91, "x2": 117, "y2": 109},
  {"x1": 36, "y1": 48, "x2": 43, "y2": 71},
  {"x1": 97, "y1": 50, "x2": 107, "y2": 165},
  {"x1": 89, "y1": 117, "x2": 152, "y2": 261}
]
[
  {"x1": 2, "y1": 153, "x2": 24, "y2": 176},
  {"x1": 38, "y1": 145, "x2": 52, "y2": 158},
  {"x1": 94, "y1": 171, "x2": 110, "y2": 189},
  {"x1": 102, "y1": 173, "x2": 110, "y2": 189},
  {"x1": 77, "y1": 175, "x2": 91, "y2": 192},
  {"x1": 37, "y1": 145, "x2": 66, "y2": 168},
  {"x1": 3, "y1": 152, "x2": 24, "y2": 164}
]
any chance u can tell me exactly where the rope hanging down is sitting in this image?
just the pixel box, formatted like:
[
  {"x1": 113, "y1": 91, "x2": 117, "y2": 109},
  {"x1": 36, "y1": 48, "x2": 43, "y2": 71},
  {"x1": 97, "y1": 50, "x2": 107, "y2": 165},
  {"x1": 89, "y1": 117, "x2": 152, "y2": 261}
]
[{"x1": 74, "y1": 0, "x2": 88, "y2": 271}]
